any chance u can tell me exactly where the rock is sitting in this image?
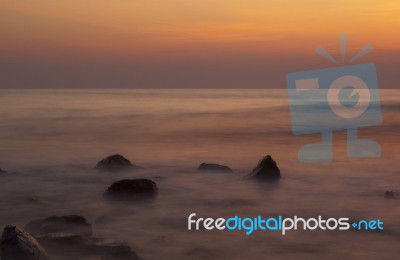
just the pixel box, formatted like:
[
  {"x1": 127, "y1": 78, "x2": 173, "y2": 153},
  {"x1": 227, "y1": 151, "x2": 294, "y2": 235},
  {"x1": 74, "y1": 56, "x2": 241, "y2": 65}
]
[
  {"x1": 247, "y1": 155, "x2": 280, "y2": 180},
  {"x1": 100, "y1": 242, "x2": 139, "y2": 260},
  {"x1": 96, "y1": 154, "x2": 135, "y2": 171},
  {"x1": 37, "y1": 233, "x2": 96, "y2": 255},
  {"x1": 105, "y1": 179, "x2": 157, "y2": 199},
  {"x1": 23, "y1": 214, "x2": 139, "y2": 259},
  {"x1": 384, "y1": 191, "x2": 398, "y2": 199},
  {"x1": 197, "y1": 163, "x2": 232, "y2": 173},
  {"x1": 37, "y1": 233, "x2": 138, "y2": 260},
  {"x1": 0, "y1": 225, "x2": 49, "y2": 260},
  {"x1": 0, "y1": 167, "x2": 4, "y2": 173},
  {"x1": 25, "y1": 215, "x2": 92, "y2": 237}
]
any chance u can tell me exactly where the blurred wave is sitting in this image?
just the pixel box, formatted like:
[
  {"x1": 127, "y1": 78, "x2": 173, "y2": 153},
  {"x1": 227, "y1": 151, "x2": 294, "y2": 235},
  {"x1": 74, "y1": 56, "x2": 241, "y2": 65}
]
[{"x1": 0, "y1": 89, "x2": 399, "y2": 259}]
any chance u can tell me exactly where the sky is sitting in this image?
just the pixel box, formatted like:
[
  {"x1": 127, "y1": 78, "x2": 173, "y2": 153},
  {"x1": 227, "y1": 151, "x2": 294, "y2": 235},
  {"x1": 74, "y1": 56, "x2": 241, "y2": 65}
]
[{"x1": 0, "y1": 0, "x2": 399, "y2": 88}]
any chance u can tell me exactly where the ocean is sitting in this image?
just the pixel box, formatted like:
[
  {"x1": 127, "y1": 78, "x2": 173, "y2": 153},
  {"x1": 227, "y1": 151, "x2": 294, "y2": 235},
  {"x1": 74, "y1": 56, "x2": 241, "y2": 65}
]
[{"x1": 0, "y1": 89, "x2": 399, "y2": 259}]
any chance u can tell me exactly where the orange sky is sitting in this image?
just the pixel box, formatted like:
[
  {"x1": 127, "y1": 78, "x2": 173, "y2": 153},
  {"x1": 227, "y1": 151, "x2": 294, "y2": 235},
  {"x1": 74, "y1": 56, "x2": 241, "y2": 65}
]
[{"x1": 0, "y1": 0, "x2": 399, "y2": 88}]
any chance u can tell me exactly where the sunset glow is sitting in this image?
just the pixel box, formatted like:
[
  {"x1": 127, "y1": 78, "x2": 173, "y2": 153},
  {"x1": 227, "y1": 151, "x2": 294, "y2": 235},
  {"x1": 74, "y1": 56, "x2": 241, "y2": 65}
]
[{"x1": 1, "y1": 0, "x2": 399, "y2": 88}]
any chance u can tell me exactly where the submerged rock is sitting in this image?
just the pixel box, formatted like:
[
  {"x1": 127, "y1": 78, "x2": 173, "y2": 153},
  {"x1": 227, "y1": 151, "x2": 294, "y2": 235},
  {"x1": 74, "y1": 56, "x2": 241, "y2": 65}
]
[
  {"x1": 100, "y1": 242, "x2": 139, "y2": 260},
  {"x1": 105, "y1": 179, "x2": 157, "y2": 199},
  {"x1": 25, "y1": 215, "x2": 92, "y2": 237},
  {"x1": 96, "y1": 154, "x2": 135, "y2": 171},
  {"x1": 197, "y1": 163, "x2": 232, "y2": 173},
  {"x1": 23, "y1": 213, "x2": 140, "y2": 260},
  {"x1": 37, "y1": 233, "x2": 138, "y2": 260},
  {"x1": 247, "y1": 155, "x2": 281, "y2": 180},
  {"x1": 0, "y1": 225, "x2": 49, "y2": 260},
  {"x1": 384, "y1": 191, "x2": 399, "y2": 199}
]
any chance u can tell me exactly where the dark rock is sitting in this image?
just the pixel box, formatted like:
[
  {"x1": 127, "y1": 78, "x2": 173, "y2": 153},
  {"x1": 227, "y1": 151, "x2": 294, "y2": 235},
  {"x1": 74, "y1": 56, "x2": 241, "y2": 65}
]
[
  {"x1": 247, "y1": 155, "x2": 281, "y2": 180},
  {"x1": 100, "y1": 242, "x2": 139, "y2": 260},
  {"x1": 37, "y1": 233, "x2": 96, "y2": 255},
  {"x1": 23, "y1": 214, "x2": 139, "y2": 259},
  {"x1": 384, "y1": 191, "x2": 398, "y2": 199},
  {"x1": 25, "y1": 215, "x2": 92, "y2": 237},
  {"x1": 0, "y1": 167, "x2": 4, "y2": 173},
  {"x1": 96, "y1": 154, "x2": 135, "y2": 171},
  {"x1": 0, "y1": 225, "x2": 49, "y2": 260},
  {"x1": 198, "y1": 163, "x2": 232, "y2": 173},
  {"x1": 37, "y1": 233, "x2": 138, "y2": 260},
  {"x1": 105, "y1": 179, "x2": 157, "y2": 199}
]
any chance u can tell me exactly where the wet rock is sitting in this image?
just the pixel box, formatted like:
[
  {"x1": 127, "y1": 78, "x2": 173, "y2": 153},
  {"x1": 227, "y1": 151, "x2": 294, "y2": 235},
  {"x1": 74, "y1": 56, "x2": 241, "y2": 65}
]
[
  {"x1": 23, "y1": 213, "x2": 139, "y2": 259},
  {"x1": 100, "y1": 242, "x2": 139, "y2": 260},
  {"x1": 37, "y1": 233, "x2": 138, "y2": 260},
  {"x1": 247, "y1": 155, "x2": 281, "y2": 180},
  {"x1": 0, "y1": 225, "x2": 49, "y2": 260},
  {"x1": 105, "y1": 179, "x2": 157, "y2": 199},
  {"x1": 25, "y1": 215, "x2": 92, "y2": 237},
  {"x1": 198, "y1": 163, "x2": 232, "y2": 173},
  {"x1": 384, "y1": 191, "x2": 399, "y2": 199},
  {"x1": 96, "y1": 154, "x2": 135, "y2": 171},
  {"x1": 37, "y1": 233, "x2": 96, "y2": 255}
]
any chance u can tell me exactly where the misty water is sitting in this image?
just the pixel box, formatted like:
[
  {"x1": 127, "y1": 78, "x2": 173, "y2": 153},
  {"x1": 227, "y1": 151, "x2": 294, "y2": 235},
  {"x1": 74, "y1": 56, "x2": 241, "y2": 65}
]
[{"x1": 0, "y1": 89, "x2": 399, "y2": 259}]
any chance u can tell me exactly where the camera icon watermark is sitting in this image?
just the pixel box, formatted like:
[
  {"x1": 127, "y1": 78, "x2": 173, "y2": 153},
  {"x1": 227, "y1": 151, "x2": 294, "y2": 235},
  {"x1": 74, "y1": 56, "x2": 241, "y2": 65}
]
[{"x1": 286, "y1": 34, "x2": 382, "y2": 162}]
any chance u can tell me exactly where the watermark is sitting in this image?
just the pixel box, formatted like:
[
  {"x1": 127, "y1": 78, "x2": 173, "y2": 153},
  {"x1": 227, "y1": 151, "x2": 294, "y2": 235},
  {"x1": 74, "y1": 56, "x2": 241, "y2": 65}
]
[
  {"x1": 187, "y1": 213, "x2": 384, "y2": 236},
  {"x1": 286, "y1": 33, "x2": 382, "y2": 162}
]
